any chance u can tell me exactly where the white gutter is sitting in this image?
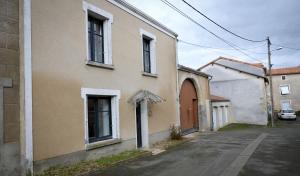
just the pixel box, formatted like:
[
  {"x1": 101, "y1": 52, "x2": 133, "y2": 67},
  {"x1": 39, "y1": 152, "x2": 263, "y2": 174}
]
[{"x1": 23, "y1": 0, "x2": 33, "y2": 174}]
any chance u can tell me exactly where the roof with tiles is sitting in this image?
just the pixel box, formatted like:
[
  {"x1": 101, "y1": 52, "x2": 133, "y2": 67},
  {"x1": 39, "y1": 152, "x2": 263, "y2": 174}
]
[
  {"x1": 268, "y1": 66, "x2": 300, "y2": 75},
  {"x1": 210, "y1": 95, "x2": 230, "y2": 102},
  {"x1": 198, "y1": 57, "x2": 267, "y2": 78}
]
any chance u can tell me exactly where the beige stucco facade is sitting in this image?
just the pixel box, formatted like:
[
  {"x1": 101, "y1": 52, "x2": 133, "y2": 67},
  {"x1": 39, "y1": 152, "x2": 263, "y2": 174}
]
[
  {"x1": 178, "y1": 66, "x2": 211, "y2": 131},
  {"x1": 30, "y1": 0, "x2": 178, "y2": 163},
  {"x1": 271, "y1": 74, "x2": 300, "y2": 111}
]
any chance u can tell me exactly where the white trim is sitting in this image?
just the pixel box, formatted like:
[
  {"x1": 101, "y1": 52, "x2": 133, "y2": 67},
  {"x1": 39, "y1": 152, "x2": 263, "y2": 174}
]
[
  {"x1": 140, "y1": 100, "x2": 149, "y2": 148},
  {"x1": 83, "y1": 1, "x2": 113, "y2": 65},
  {"x1": 81, "y1": 88, "x2": 121, "y2": 149},
  {"x1": 279, "y1": 84, "x2": 290, "y2": 95},
  {"x1": 134, "y1": 100, "x2": 149, "y2": 149},
  {"x1": 106, "y1": 0, "x2": 177, "y2": 38},
  {"x1": 24, "y1": 0, "x2": 33, "y2": 174},
  {"x1": 140, "y1": 28, "x2": 157, "y2": 74}
]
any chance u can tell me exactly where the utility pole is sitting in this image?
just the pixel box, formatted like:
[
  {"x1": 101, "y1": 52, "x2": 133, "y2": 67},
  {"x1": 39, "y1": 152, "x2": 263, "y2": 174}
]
[{"x1": 267, "y1": 36, "x2": 274, "y2": 127}]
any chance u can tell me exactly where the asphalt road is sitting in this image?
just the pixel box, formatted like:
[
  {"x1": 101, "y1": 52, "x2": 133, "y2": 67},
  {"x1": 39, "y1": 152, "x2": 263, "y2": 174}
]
[
  {"x1": 239, "y1": 119, "x2": 300, "y2": 176},
  {"x1": 88, "y1": 119, "x2": 300, "y2": 176}
]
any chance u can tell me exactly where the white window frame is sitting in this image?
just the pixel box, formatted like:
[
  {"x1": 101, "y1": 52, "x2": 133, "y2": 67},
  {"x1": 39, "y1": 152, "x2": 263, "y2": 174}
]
[
  {"x1": 140, "y1": 28, "x2": 157, "y2": 74},
  {"x1": 83, "y1": 1, "x2": 113, "y2": 65},
  {"x1": 81, "y1": 88, "x2": 120, "y2": 148},
  {"x1": 280, "y1": 84, "x2": 290, "y2": 95}
]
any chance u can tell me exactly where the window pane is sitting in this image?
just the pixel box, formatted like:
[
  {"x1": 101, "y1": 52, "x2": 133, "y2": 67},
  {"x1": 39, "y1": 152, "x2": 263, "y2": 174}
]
[
  {"x1": 88, "y1": 98, "x2": 95, "y2": 111},
  {"x1": 144, "y1": 51, "x2": 151, "y2": 73},
  {"x1": 98, "y1": 112, "x2": 111, "y2": 137},
  {"x1": 88, "y1": 112, "x2": 96, "y2": 138},
  {"x1": 94, "y1": 35, "x2": 104, "y2": 63},
  {"x1": 98, "y1": 98, "x2": 110, "y2": 111}
]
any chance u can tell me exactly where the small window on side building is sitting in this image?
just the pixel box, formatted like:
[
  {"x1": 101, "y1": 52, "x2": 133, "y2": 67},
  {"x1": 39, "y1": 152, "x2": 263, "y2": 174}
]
[
  {"x1": 281, "y1": 75, "x2": 286, "y2": 80},
  {"x1": 280, "y1": 85, "x2": 290, "y2": 95}
]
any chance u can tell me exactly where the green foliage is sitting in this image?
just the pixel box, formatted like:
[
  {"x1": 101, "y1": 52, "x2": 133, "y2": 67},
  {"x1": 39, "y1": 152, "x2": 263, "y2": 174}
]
[
  {"x1": 170, "y1": 125, "x2": 182, "y2": 140},
  {"x1": 296, "y1": 111, "x2": 300, "y2": 117},
  {"x1": 38, "y1": 150, "x2": 147, "y2": 176}
]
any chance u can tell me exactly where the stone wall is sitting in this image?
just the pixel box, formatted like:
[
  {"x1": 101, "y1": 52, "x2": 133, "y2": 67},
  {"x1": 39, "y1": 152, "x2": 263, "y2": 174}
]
[{"x1": 0, "y1": 0, "x2": 19, "y2": 143}]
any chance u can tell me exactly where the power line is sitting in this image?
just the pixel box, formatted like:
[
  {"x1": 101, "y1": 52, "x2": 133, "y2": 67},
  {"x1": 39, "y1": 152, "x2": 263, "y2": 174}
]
[
  {"x1": 160, "y1": 0, "x2": 266, "y2": 63},
  {"x1": 179, "y1": 40, "x2": 267, "y2": 54},
  {"x1": 182, "y1": 0, "x2": 266, "y2": 43}
]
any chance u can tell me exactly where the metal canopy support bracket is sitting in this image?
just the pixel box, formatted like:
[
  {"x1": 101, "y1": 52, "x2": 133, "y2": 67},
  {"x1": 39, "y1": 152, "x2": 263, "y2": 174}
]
[{"x1": 0, "y1": 78, "x2": 12, "y2": 145}]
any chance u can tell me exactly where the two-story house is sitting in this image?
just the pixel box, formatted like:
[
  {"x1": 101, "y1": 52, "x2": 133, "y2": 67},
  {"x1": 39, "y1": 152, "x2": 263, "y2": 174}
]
[
  {"x1": 1, "y1": 0, "x2": 181, "y2": 175},
  {"x1": 269, "y1": 66, "x2": 300, "y2": 112}
]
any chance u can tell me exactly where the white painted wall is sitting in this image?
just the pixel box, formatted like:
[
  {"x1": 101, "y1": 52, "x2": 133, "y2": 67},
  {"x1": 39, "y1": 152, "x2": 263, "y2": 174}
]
[
  {"x1": 212, "y1": 101, "x2": 232, "y2": 131},
  {"x1": 203, "y1": 65, "x2": 268, "y2": 125}
]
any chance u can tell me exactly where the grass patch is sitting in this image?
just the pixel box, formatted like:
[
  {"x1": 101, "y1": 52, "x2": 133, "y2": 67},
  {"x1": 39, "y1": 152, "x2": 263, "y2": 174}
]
[
  {"x1": 218, "y1": 123, "x2": 265, "y2": 131},
  {"x1": 38, "y1": 150, "x2": 148, "y2": 176},
  {"x1": 296, "y1": 111, "x2": 300, "y2": 117}
]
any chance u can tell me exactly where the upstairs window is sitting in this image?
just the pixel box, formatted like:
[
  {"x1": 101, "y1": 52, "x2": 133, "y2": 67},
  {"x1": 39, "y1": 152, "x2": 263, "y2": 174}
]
[
  {"x1": 140, "y1": 29, "x2": 156, "y2": 75},
  {"x1": 88, "y1": 16, "x2": 104, "y2": 63},
  {"x1": 281, "y1": 75, "x2": 286, "y2": 80},
  {"x1": 83, "y1": 2, "x2": 113, "y2": 66},
  {"x1": 280, "y1": 85, "x2": 290, "y2": 95},
  {"x1": 143, "y1": 38, "x2": 151, "y2": 73}
]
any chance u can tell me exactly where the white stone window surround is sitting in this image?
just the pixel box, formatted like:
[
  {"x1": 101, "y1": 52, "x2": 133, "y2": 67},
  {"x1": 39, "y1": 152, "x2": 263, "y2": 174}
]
[
  {"x1": 81, "y1": 88, "x2": 121, "y2": 149},
  {"x1": 83, "y1": 1, "x2": 113, "y2": 65},
  {"x1": 140, "y1": 28, "x2": 157, "y2": 75}
]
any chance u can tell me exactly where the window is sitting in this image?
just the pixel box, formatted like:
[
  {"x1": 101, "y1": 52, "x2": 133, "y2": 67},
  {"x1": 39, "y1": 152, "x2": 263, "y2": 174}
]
[
  {"x1": 143, "y1": 38, "x2": 151, "y2": 73},
  {"x1": 280, "y1": 85, "x2": 290, "y2": 95},
  {"x1": 83, "y1": 2, "x2": 113, "y2": 66},
  {"x1": 281, "y1": 75, "x2": 286, "y2": 80},
  {"x1": 88, "y1": 16, "x2": 104, "y2": 63},
  {"x1": 140, "y1": 29, "x2": 156, "y2": 75},
  {"x1": 81, "y1": 88, "x2": 121, "y2": 147},
  {"x1": 88, "y1": 97, "x2": 112, "y2": 142}
]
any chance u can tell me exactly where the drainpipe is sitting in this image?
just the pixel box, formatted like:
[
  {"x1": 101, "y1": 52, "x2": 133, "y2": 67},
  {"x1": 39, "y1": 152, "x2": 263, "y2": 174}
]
[
  {"x1": 175, "y1": 37, "x2": 180, "y2": 127},
  {"x1": 21, "y1": 0, "x2": 33, "y2": 175},
  {"x1": 208, "y1": 76, "x2": 214, "y2": 131}
]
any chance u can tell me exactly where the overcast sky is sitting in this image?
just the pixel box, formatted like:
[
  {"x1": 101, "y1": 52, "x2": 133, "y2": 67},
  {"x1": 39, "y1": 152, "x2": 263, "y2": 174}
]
[{"x1": 125, "y1": 0, "x2": 300, "y2": 69}]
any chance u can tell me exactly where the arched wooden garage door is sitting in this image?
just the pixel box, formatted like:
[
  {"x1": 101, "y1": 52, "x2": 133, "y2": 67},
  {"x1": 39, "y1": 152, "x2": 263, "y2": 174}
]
[{"x1": 180, "y1": 79, "x2": 199, "y2": 134}]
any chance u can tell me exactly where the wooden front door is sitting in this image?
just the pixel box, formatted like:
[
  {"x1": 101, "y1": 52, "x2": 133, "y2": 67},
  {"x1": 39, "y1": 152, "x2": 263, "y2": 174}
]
[{"x1": 180, "y1": 79, "x2": 199, "y2": 134}]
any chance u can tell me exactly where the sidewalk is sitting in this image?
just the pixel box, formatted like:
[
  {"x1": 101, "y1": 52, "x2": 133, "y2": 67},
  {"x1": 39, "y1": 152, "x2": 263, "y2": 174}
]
[{"x1": 87, "y1": 129, "x2": 265, "y2": 176}]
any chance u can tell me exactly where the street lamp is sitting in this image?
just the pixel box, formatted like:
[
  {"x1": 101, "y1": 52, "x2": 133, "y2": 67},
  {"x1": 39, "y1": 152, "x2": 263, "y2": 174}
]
[{"x1": 267, "y1": 37, "x2": 283, "y2": 127}]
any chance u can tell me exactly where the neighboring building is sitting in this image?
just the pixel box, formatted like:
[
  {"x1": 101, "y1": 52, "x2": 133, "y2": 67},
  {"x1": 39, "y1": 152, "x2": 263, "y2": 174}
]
[
  {"x1": 1, "y1": 0, "x2": 183, "y2": 175},
  {"x1": 177, "y1": 65, "x2": 211, "y2": 133},
  {"x1": 268, "y1": 66, "x2": 300, "y2": 111},
  {"x1": 210, "y1": 95, "x2": 232, "y2": 131},
  {"x1": 199, "y1": 57, "x2": 269, "y2": 125},
  {"x1": 0, "y1": 0, "x2": 21, "y2": 175}
]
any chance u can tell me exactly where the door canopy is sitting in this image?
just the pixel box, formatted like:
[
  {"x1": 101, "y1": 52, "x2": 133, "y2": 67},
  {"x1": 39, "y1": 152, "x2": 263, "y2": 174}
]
[{"x1": 128, "y1": 90, "x2": 165, "y2": 104}]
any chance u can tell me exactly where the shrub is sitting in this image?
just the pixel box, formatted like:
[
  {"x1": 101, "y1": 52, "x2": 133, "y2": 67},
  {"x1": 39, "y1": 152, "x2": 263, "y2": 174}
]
[
  {"x1": 296, "y1": 111, "x2": 300, "y2": 117},
  {"x1": 170, "y1": 125, "x2": 182, "y2": 140}
]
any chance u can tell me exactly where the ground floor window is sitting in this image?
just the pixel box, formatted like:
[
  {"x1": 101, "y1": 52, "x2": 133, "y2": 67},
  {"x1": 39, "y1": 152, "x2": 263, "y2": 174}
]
[{"x1": 88, "y1": 96, "x2": 112, "y2": 142}]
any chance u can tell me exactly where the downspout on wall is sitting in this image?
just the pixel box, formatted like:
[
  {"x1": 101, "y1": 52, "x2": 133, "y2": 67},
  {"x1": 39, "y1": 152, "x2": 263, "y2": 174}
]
[
  {"x1": 175, "y1": 38, "x2": 180, "y2": 127},
  {"x1": 208, "y1": 76, "x2": 214, "y2": 131},
  {"x1": 20, "y1": 0, "x2": 33, "y2": 175}
]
